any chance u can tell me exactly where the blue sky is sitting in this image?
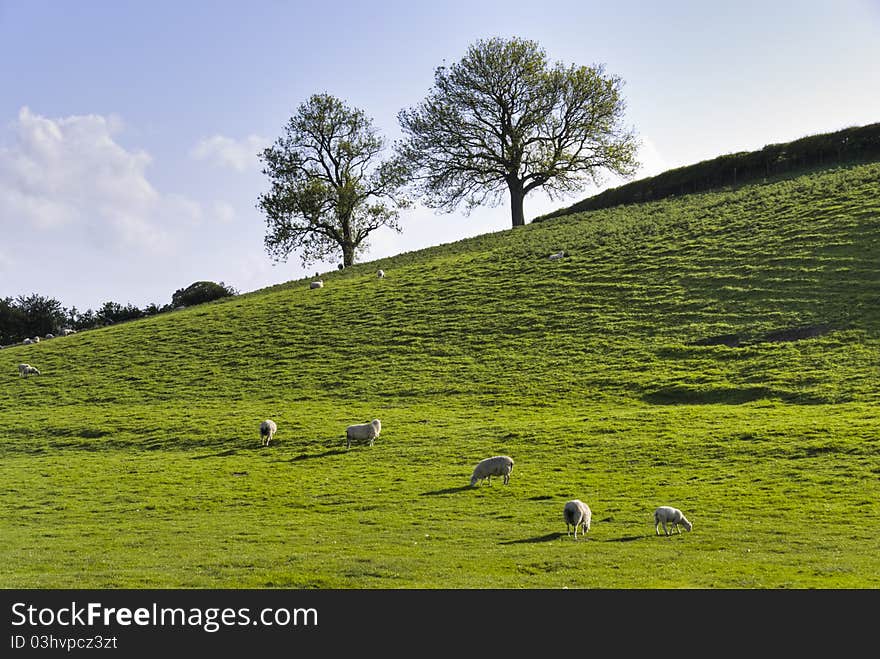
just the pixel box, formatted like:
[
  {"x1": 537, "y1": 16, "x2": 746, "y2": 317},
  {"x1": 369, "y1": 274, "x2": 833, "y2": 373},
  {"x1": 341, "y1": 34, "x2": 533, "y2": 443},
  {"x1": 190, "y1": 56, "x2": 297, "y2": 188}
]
[{"x1": 1, "y1": 0, "x2": 878, "y2": 312}]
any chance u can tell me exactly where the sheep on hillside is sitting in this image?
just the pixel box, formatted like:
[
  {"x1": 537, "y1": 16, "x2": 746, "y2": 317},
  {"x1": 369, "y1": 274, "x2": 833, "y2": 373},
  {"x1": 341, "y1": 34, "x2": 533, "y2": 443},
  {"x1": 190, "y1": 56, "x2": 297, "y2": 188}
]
[
  {"x1": 346, "y1": 419, "x2": 381, "y2": 448},
  {"x1": 377, "y1": 269, "x2": 385, "y2": 279},
  {"x1": 310, "y1": 280, "x2": 324, "y2": 289},
  {"x1": 260, "y1": 419, "x2": 278, "y2": 446},
  {"x1": 18, "y1": 363, "x2": 40, "y2": 377},
  {"x1": 548, "y1": 250, "x2": 566, "y2": 260},
  {"x1": 563, "y1": 499, "x2": 592, "y2": 538},
  {"x1": 470, "y1": 455, "x2": 514, "y2": 487},
  {"x1": 654, "y1": 506, "x2": 693, "y2": 536},
  {"x1": 22, "y1": 338, "x2": 32, "y2": 345}
]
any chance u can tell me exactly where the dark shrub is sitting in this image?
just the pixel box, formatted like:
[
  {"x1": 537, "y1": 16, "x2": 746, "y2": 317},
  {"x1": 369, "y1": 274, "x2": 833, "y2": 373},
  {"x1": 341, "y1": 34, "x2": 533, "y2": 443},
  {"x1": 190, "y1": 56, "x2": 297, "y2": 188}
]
[{"x1": 171, "y1": 281, "x2": 237, "y2": 308}]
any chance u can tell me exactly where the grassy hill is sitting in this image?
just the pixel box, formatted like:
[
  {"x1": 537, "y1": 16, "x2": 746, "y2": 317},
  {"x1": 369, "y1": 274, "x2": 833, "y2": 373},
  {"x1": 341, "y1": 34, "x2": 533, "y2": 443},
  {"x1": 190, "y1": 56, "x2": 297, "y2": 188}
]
[
  {"x1": 1, "y1": 162, "x2": 878, "y2": 588},
  {"x1": 537, "y1": 121, "x2": 880, "y2": 220}
]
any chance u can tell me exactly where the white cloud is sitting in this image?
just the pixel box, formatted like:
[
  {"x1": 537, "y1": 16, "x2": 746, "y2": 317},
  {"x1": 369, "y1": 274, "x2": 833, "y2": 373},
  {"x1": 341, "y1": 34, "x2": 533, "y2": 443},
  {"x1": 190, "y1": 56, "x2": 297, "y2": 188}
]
[
  {"x1": 0, "y1": 106, "x2": 187, "y2": 249},
  {"x1": 0, "y1": 106, "x2": 258, "y2": 310},
  {"x1": 633, "y1": 136, "x2": 669, "y2": 178},
  {"x1": 190, "y1": 134, "x2": 268, "y2": 172},
  {"x1": 212, "y1": 201, "x2": 236, "y2": 224}
]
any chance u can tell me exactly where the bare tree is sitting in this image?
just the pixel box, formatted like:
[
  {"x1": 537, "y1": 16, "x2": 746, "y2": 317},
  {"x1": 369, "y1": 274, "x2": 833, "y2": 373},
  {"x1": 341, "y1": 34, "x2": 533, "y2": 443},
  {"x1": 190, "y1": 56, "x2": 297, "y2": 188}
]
[
  {"x1": 258, "y1": 93, "x2": 409, "y2": 268},
  {"x1": 397, "y1": 36, "x2": 640, "y2": 228}
]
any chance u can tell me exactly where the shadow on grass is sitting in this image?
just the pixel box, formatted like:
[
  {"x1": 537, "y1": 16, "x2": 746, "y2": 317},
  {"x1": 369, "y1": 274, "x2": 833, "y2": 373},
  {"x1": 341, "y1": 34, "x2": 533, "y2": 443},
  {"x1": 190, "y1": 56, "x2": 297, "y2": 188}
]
[
  {"x1": 420, "y1": 485, "x2": 474, "y2": 496},
  {"x1": 500, "y1": 532, "x2": 565, "y2": 544},
  {"x1": 643, "y1": 384, "x2": 831, "y2": 405},
  {"x1": 191, "y1": 448, "x2": 240, "y2": 459},
  {"x1": 288, "y1": 448, "x2": 348, "y2": 461},
  {"x1": 500, "y1": 533, "x2": 647, "y2": 544}
]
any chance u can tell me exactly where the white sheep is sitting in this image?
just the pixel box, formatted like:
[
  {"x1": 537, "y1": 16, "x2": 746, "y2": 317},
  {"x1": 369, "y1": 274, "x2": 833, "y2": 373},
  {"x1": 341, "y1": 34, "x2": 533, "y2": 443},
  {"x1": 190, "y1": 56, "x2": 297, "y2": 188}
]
[
  {"x1": 469, "y1": 455, "x2": 514, "y2": 487},
  {"x1": 61, "y1": 328, "x2": 76, "y2": 336},
  {"x1": 377, "y1": 269, "x2": 385, "y2": 278},
  {"x1": 563, "y1": 499, "x2": 592, "y2": 538},
  {"x1": 310, "y1": 280, "x2": 324, "y2": 289},
  {"x1": 260, "y1": 419, "x2": 278, "y2": 446},
  {"x1": 18, "y1": 363, "x2": 40, "y2": 377},
  {"x1": 654, "y1": 506, "x2": 693, "y2": 536},
  {"x1": 548, "y1": 250, "x2": 566, "y2": 260},
  {"x1": 22, "y1": 338, "x2": 32, "y2": 345},
  {"x1": 45, "y1": 333, "x2": 54, "y2": 339},
  {"x1": 346, "y1": 418, "x2": 381, "y2": 448}
]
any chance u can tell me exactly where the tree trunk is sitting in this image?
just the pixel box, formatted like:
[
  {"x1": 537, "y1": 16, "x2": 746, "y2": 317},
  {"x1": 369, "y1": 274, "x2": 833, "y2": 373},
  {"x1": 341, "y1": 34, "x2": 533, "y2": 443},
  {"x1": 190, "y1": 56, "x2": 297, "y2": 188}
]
[
  {"x1": 341, "y1": 242, "x2": 355, "y2": 267},
  {"x1": 508, "y1": 181, "x2": 525, "y2": 228},
  {"x1": 341, "y1": 216, "x2": 355, "y2": 267}
]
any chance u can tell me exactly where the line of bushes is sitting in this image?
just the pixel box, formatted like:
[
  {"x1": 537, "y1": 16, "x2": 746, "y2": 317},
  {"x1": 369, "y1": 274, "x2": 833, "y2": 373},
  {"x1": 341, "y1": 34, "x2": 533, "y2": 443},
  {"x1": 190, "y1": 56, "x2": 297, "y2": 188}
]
[
  {"x1": 535, "y1": 121, "x2": 880, "y2": 221},
  {"x1": 0, "y1": 281, "x2": 237, "y2": 346}
]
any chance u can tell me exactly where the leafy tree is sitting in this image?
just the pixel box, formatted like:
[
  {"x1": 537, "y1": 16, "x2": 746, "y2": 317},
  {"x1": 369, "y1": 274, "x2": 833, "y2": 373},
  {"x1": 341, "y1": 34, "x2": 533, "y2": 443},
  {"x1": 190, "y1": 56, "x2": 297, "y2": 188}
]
[
  {"x1": 143, "y1": 303, "x2": 165, "y2": 316},
  {"x1": 0, "y1": 297, "x2": 27, "y2": 345},
  {"x1": 257, "y1": 93, "x2": 410, "y2": 268},
  {"x1": 15, "y1": 293, "x2": 66, "y2": 338},
  {"x1": 396, "y1": 36, "x2": 640, "y2": 228},
  {"x1": 72, "y1": 309, "x2": 96, "y2": 331},
  {"x1": 97, "y1": 301, "x2": 144, "y2": 325},
  {"x1": 171, "y1": 281, "x2": 237, "y2": 308},
  {"x1": 0, "y1": 294, "x2": 67, "y2": 343}
]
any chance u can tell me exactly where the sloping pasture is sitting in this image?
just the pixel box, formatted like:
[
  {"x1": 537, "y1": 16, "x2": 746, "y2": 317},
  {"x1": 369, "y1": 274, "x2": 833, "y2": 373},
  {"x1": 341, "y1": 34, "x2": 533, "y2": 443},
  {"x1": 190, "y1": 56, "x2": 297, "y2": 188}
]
[{"x1": 2, "y1": 163, "x2": 878, "y2": 588}]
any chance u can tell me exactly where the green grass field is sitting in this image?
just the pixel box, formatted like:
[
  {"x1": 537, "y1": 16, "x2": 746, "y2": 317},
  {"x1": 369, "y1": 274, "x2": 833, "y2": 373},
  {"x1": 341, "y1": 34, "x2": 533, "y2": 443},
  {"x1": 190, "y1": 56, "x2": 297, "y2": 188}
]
[{"x1": 2, "y1": 162, "x2": 878, "y2": 588}]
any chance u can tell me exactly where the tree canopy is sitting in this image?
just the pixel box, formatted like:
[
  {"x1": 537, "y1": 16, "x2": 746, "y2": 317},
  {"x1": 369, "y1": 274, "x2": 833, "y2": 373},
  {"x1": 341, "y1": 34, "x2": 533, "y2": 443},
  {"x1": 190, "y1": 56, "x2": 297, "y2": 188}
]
[
  {"x1": 258, "y1": 93, "x2": 410, "y2": 268},
  {"x1": 171, "y1": 281, "x2": 237, "y2": 308},
  {"x1": 396, "y1": 36, "x2": 640, "y2": 228}
]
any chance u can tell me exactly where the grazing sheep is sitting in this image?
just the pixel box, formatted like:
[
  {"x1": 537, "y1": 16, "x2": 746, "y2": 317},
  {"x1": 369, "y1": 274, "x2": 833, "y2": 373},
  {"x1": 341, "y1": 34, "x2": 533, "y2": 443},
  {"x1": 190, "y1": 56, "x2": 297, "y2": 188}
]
[
  {"x1": 310, "y1": 280, "x2": 324, "y2": 289},
  {"x1": 18, "y1": 363, "x2": 40, "y2": 377},
  {"x1": 654, "y1": 506, "x2": 693, "y2": 536},
  {"x1": 548, "y1": 250, "x2": 566, "y2": 260},
  {"x1": 346, "y1": 418, "x2": 381, "y2": 448},
  {"x1": 260, "y1": 419, "x2": 278, "y2": 446},
  {"x1": 563, "y1": 499, "x2": 592, "y2": 538},
  {"x1": 377, "y1": 269, "x2": 385, "y2": 278},
  {"x1": 45, "y1": 333, "x2": 54, "y2": 339},
  {"x1": 61, "y1": 328, "x2": 76, "y2": 336},
  {"x1": 22, "y1": 338, "x2": 32, "y2": 345},
  {"x1": 469, "y1": 455, "x2": 514, "y2": 487}
]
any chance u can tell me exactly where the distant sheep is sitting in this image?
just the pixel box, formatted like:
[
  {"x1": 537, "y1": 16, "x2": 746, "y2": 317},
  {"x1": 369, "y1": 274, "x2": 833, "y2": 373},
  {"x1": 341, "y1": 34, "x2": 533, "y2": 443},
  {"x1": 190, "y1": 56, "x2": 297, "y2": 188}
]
[
  {"x1": 18, "y1": 363, "x2": 40, "y2": 377},
  {"x1": 346, "y1": 419, "x2": 381, "y2": 448},
  {"x1": 61, "y1": 328, "x2": 76, "y2": 336},
  {"x1": 563, "y1": 499, "x2": 592, "y2": 538},
  {"x1": 377, "y1": 269, "x2": 385, "y2": 279},
  {"x1": 654, "y1": 506, "x2": 693, "y2": 536},
  {"x1": 45, "y1": 333, "x2": 54, "y2": 339},
  {"x1": 470, "y1": 455, "x2": 514, "y2": 487},
  {"x1": 548, "y1": 250, "x2": 566, "y2": 260},
  {"x1": 260, "y1": 419, "x2": 278, "y2": 446},
  {"x1": 22, "y1": 338, "x2": 33, "y2": 345},
  {"x1": 310, "y1": 280, "x2": 324, "y2": 289}
]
